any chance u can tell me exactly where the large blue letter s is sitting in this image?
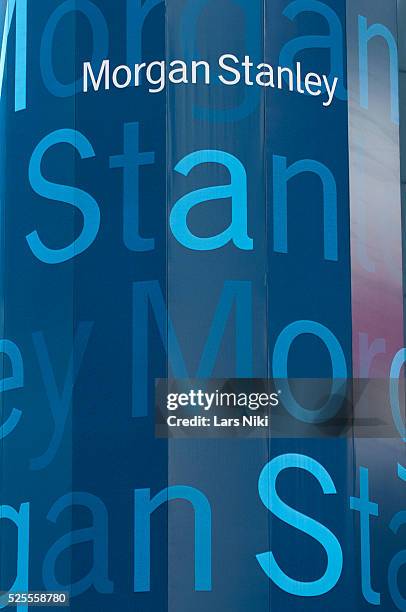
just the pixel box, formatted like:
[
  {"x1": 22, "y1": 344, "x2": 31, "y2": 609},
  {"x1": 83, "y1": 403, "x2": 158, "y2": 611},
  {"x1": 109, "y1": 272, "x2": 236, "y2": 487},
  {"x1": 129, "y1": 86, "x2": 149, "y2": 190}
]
[
  {"x1": 27, "y1": 129, "x2": 100, "y2": 264},
  {"x1": 257, "y1": 453, "x2": 343, "y2": 596}
]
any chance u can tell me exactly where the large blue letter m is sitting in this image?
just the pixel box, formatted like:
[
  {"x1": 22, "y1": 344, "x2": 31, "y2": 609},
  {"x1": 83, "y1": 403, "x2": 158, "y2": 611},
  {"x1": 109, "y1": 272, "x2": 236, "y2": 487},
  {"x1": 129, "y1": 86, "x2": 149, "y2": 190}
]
[{"x1": 132, "y1": 280, "x2": 253, "y2": 417}]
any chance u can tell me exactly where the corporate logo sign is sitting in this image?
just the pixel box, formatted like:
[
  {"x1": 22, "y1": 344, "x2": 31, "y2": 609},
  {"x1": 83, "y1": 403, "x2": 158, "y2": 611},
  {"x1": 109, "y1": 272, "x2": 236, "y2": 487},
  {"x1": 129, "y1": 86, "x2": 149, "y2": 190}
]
[{"x1": 0, "y1": 1, "x2": 404, "y2": 611}]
